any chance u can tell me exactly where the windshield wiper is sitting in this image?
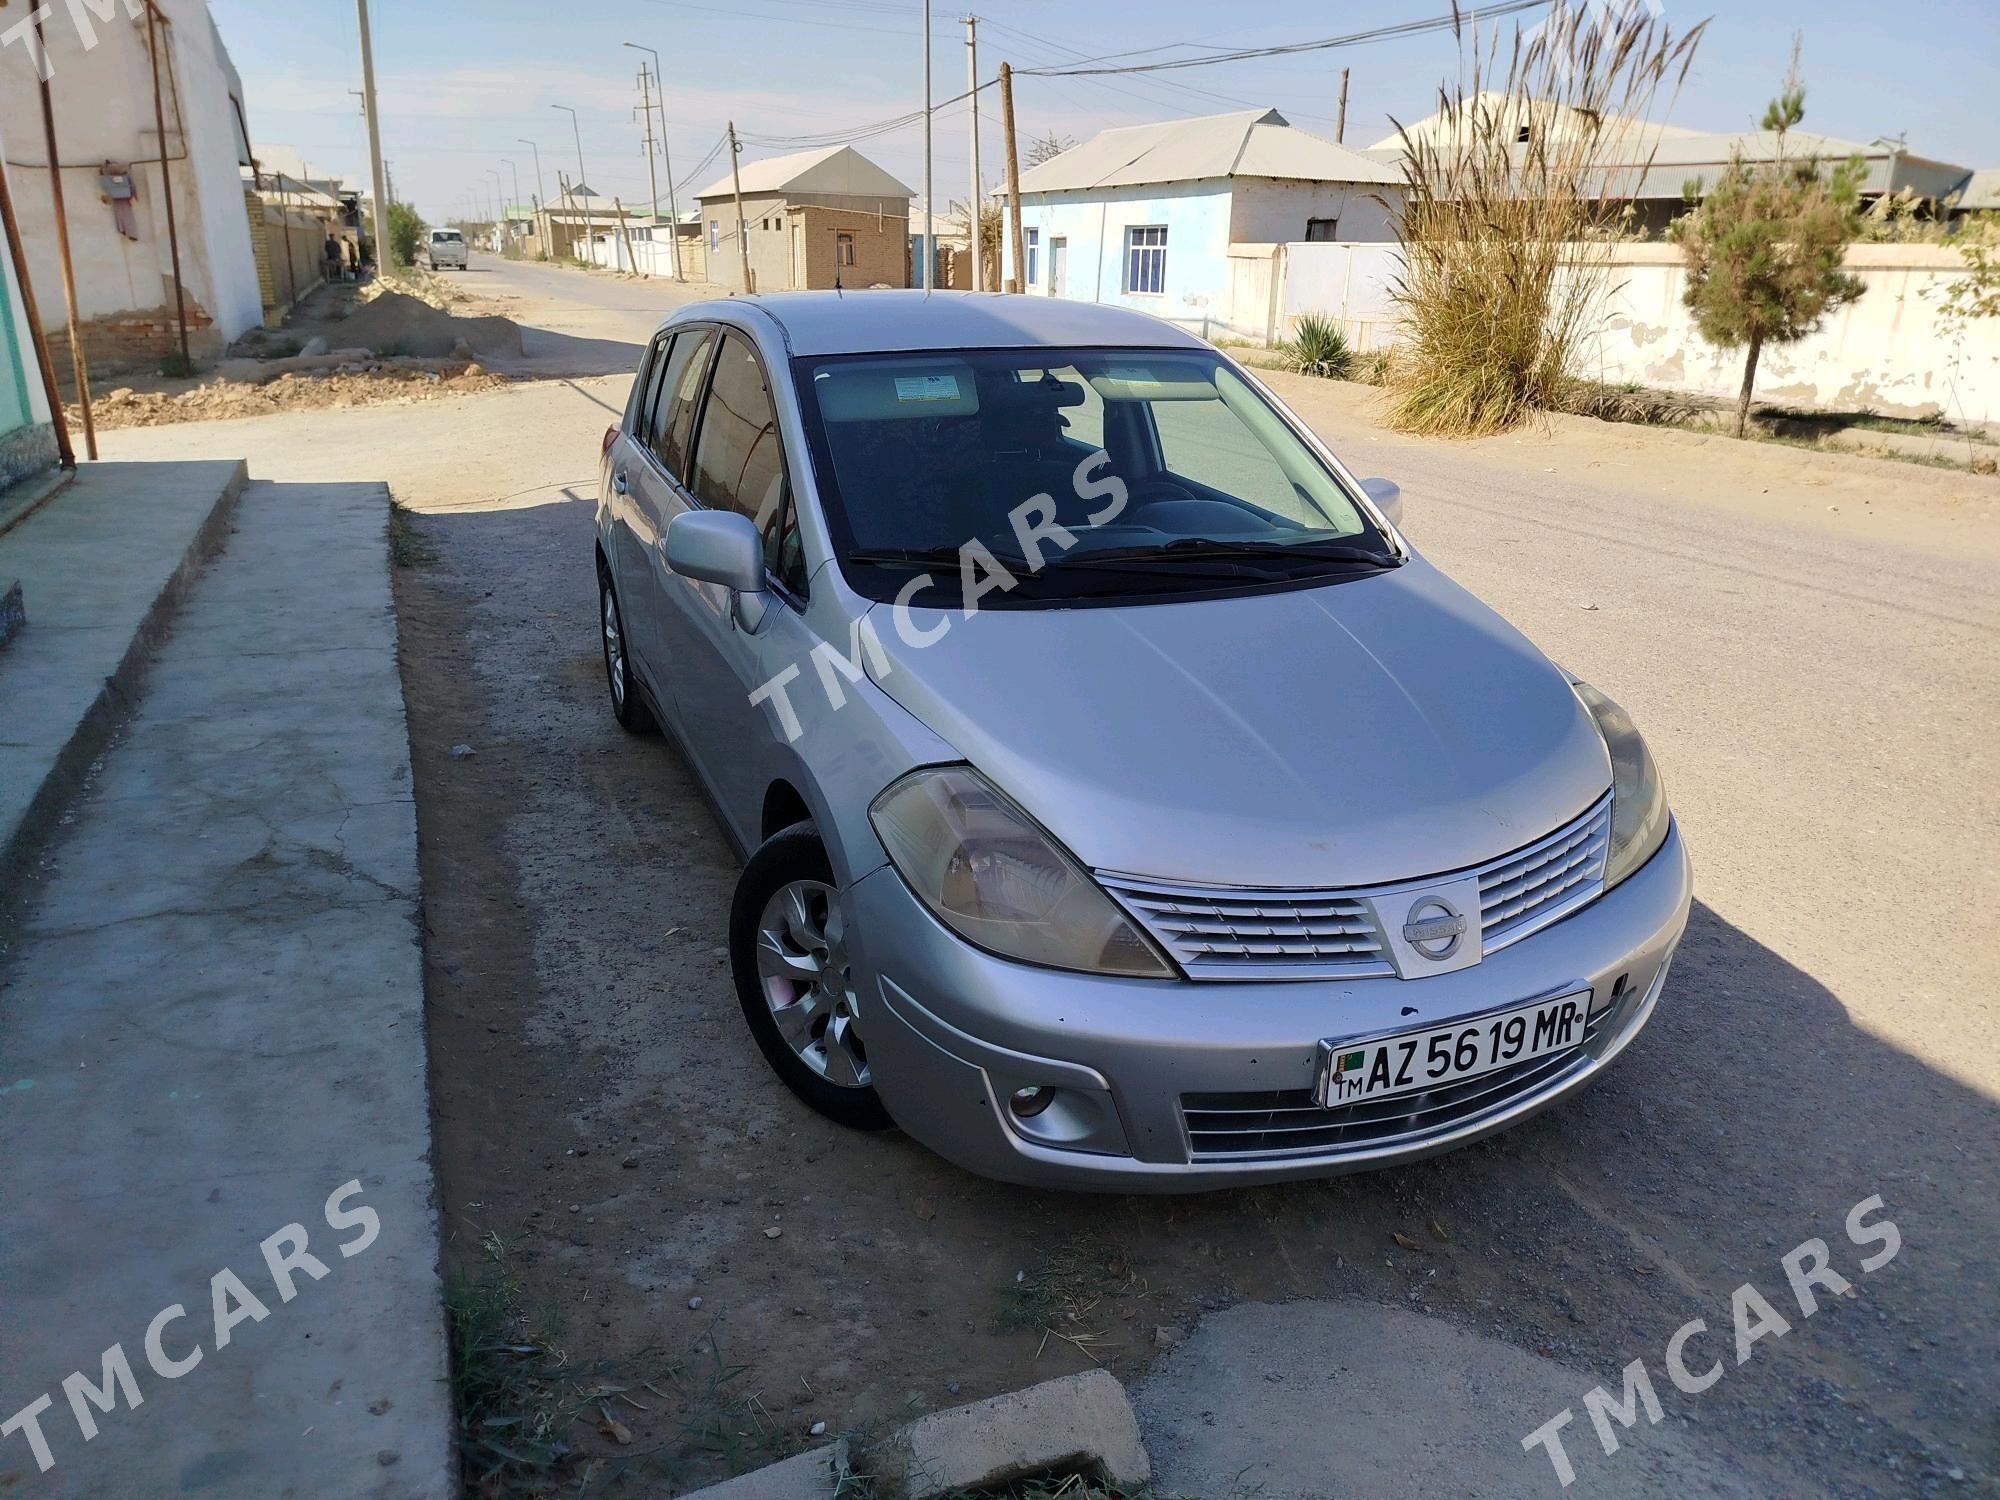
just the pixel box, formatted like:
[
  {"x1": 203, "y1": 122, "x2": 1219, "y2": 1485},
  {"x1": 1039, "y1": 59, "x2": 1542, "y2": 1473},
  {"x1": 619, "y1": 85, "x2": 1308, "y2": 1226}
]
[
  {"x1": 844, "y1": 545, "x2": 1035, "y2": 570},
  {"x1": 1052, "y1": 537, "x2": 1401, "y2": 572}
]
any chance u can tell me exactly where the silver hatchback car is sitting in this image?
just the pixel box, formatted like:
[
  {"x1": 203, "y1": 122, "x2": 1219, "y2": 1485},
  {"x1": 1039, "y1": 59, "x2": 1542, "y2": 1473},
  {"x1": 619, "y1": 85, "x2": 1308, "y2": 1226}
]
[{"x1": 594, "y1": 293, "x2": 1690, "y2": 1190}]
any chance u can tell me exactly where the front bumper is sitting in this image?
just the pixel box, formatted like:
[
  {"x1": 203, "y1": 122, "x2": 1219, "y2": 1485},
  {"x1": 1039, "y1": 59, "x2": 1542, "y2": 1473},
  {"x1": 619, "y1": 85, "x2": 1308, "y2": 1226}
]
[{"x1": 845, "y1": 820, "x2": 1691, "y2": 1191}]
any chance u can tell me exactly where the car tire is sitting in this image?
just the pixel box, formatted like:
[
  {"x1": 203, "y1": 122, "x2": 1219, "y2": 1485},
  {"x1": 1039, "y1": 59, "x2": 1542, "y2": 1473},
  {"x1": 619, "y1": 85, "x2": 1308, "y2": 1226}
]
[
  {"x1": 730, "y1": 824, "x2": 894, "y2": 1132},
  {"x1": 596, "y1": 563, "x2": 655, "y2": 734}
]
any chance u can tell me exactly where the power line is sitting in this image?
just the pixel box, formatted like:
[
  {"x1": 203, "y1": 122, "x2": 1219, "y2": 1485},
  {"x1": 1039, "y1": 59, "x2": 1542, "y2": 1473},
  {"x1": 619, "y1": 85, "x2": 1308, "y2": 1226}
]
[{"x1": 1012, "y1": 0, "x2": 1549, "y2": 78}]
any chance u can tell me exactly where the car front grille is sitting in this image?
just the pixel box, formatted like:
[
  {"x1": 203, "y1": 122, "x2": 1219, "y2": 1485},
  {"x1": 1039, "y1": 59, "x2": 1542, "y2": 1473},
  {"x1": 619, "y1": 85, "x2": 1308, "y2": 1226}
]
[
  {"x1": 1099, "y1": 793, "x2": 1613, "y2": 981},
  {"x1": 1180, "y1": 1013, "x2": 1606, "y2": 1161}
]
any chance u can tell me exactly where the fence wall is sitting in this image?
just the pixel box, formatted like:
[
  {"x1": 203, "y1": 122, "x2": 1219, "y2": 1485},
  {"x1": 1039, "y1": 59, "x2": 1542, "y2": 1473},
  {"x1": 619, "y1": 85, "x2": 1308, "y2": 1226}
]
[{"x1": 1271, "y1": 240, "x2": 2000, "y2": 424}]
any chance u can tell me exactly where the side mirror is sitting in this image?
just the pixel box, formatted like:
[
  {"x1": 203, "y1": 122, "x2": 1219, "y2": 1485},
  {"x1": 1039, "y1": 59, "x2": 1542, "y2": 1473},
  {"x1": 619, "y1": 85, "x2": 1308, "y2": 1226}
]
[
  {"x1": 1360, "y1": 477, "x2": 1403, "y2": 531},
  {"x1": 664, "y1": 510, "x2": 771, "y2": 630}
]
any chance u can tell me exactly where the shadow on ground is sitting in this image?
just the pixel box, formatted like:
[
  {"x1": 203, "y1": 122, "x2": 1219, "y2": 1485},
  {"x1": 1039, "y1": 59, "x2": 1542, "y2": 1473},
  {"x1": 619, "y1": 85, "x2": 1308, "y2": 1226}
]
[{"x1": 394, "y1": 488, "x2": 1995, "y2": 1498}]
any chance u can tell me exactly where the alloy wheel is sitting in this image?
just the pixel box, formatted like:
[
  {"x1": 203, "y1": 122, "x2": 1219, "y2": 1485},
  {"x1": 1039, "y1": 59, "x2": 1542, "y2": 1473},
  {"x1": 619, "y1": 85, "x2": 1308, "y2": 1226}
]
[
  {"x1": 754, "y1": 879, "x2": 870, "y2": 1089},
  {"x1": 601, "y1": 585, "x2": 626, "y2": 709}
]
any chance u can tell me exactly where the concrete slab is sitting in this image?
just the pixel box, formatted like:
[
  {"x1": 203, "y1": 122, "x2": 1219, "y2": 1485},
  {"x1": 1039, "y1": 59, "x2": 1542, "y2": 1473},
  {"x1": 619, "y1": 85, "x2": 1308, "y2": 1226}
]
[
  {"x1": 0, "y1": 479, "x2": 451, "y2": 1498},
  {"x1": 1132, "y1": 1302, "x2": 1760, "y2": 1500},
  {"x1": 0, "y1": 458, "x2": 246, "y2": 893},
  {"x1": 675, "y1": 1439, "x2": 848, "y2": 1499},
  {"x1": 892, "y1": 1369, "x2": 1151, "y2": 1499}
]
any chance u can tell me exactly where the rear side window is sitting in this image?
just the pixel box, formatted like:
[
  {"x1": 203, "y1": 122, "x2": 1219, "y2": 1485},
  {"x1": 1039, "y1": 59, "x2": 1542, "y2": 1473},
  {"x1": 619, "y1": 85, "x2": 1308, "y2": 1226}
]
[
  {"x1": 632, "y1": 332, "x2": 674, "y2": 433},
  {"x1": 690, "y1": 333, "x2": 786, "y2": 531},
  {"x1": 651, "y1": 329, "x2": 714, "y2": 480}
]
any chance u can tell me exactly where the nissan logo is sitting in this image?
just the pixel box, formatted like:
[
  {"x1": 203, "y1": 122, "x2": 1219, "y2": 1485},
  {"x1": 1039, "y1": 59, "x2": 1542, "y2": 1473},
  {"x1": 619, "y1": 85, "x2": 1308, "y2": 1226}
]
[{"x1": 1402, "y1": 897, "x2": 1467, "y2": 960}]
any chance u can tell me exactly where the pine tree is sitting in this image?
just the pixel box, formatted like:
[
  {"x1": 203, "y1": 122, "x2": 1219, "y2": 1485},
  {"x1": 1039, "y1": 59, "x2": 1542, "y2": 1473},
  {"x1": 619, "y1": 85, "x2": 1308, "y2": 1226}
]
[{"x1": 1670, "y1": 68, "x2": 1866, "y2": 437}]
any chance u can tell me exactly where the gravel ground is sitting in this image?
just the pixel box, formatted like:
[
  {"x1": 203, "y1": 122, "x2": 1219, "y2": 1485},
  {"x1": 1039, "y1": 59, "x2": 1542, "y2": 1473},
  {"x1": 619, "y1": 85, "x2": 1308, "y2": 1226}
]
[{"x1": 96, "y1": 259, "x2": 1999, "y2": 1497}]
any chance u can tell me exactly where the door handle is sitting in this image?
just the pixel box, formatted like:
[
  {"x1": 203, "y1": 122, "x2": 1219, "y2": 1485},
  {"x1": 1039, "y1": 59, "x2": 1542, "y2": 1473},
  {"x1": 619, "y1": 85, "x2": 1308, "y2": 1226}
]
[{"x1": 612, "y1": 470, "x2": 629, "y2": 496}]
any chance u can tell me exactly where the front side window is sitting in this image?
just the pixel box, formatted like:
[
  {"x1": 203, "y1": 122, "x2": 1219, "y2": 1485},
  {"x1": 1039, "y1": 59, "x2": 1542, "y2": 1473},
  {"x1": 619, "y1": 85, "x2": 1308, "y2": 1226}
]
[
  {"x1": 691, "y1": 333, "x2": 787, "y2": 533},
  {"x1": 792, "y1": 347, "x2": 1392, "y2": 609},
  {"x1": 1125, "y1": 225, "x2": 1167, "y2": 294},
  {"x1": 651, "y1": 327, "x2": 714, "y2": 480}
]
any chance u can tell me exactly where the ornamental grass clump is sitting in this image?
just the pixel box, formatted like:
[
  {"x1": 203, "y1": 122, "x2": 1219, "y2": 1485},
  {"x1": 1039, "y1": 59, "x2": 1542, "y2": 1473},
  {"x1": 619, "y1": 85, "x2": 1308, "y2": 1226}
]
[{"x1": 1383, "y1": 3, "x2": 1704, "y2": 436}]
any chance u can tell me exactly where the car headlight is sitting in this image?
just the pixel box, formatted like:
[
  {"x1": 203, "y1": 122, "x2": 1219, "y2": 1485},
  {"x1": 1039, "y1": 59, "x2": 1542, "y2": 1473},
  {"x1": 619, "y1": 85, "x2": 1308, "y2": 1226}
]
[
  {"x1": 869, "y1": 766, "x2": 1174, "y2": 977},
  {"x1": 1572, "y1": 681, "x2": 1670, "y2": 889}
]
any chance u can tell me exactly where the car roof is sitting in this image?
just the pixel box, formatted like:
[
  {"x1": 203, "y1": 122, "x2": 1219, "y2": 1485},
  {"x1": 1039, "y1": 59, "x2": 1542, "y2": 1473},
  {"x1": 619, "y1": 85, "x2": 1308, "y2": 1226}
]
[{"x1": 701, "y1": 291, "x2": 1213, "y2": 357}]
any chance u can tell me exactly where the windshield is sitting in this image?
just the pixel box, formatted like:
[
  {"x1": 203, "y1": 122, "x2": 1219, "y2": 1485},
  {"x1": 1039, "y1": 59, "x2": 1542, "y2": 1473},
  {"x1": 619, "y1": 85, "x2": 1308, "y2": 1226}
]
[{"x1": 791, "y1": 347, "x2": 1395, "y2": 607}]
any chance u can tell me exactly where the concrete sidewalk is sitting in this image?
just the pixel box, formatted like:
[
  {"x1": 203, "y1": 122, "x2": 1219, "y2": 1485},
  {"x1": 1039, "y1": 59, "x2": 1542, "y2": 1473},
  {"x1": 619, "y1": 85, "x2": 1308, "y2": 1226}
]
[
  {"x1": 0, "y1": 459, "x2": 246, "y2": 893},
  {"x1": 0, "y1": 480, "x2": 451, "y2": 1496}
]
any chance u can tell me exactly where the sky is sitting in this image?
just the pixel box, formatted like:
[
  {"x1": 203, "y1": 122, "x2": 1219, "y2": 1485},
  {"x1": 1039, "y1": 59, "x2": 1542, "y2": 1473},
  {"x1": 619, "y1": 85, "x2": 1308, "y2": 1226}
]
[{"x1": 210, "y1": 0, "x2": 2000, "y2": 226}]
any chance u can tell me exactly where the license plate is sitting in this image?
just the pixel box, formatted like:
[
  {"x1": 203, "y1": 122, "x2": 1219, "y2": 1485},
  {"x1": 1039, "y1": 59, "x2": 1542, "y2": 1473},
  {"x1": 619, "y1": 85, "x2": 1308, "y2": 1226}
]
[{"x1": 1315, "y1": 991, "x2": 1588, "y2": 1108}]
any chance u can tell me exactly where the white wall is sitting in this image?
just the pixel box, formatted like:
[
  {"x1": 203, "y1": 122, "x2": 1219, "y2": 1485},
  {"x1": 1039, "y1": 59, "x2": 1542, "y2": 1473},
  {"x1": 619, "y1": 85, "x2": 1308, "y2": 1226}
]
[
  {"x1": 1002, "y1": 181, "x2": 1237, "y2": 335},
  {"x1": 0, "y1": 0, "x2": 260, "y2": 346},
  {"x1": 1276, "y1": 240, "x2": 2000, "y2": 423},
  {"x1": 1576, "y1": 244, "x2": 1998, "y2": 424},
  {"x1": 1228, "y1": 180, "x2": 1398, "y2": 245},
  {"x1": 1280, "y1": 242, "x2": 1403, "y2": 350}
]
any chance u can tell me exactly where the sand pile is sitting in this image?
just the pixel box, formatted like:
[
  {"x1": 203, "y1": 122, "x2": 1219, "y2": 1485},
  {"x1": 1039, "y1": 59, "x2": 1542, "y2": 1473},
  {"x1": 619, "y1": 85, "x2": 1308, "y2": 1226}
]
[
  {"x1": 332, "y1": 291, "x2": 525, "y2": 359},
  {"x1": 94, "y1": 361, "x2": 509, "y2": 430}
]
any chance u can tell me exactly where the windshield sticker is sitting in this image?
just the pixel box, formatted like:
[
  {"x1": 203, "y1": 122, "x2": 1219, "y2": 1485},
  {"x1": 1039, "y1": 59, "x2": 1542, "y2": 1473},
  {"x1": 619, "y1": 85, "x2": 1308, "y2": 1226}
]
[{"x1": 894, "y1": 374, "x2": 961, "y2": 403}]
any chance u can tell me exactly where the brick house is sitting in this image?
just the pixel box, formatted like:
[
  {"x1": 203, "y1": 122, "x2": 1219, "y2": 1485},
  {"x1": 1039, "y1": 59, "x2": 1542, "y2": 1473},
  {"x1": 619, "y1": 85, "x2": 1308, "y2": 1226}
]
[
  {"x1": 693, "y1": 145, "x2": 913, "y2": 291},
  {"x1": 0, "y1": 0, "x2": 262, "y2": 386}
]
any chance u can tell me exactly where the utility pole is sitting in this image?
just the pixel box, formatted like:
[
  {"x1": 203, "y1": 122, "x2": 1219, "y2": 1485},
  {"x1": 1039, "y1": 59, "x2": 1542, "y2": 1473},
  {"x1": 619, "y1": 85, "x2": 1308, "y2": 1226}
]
[
  {"x1": 965, "y1": 14, "x2": 982, "y2": 291},
  {"x1": 1336, "y1": 67, "x2": 1350, "y2": 143},
  {"x1": 624, "y1": 42, "x2": 682, "y2": 281},
  {"x1": 504, "y1": 157, "x2": 521, "y2": 224},
  {"x1": 921, "y1": 0, "x2": 933, "y2": 291},
  {"x1": 143, "y1": 0, "x2": 190, "y2": 370},
  {"x1": 32, "y1": 11, "x2": 94, "y2": 456},
  {"x1": 355, "y1": 0, "x2": 392, "y2": 272},
  {"x1": 553, "y1": 104, "x2": 596, "y2": 262},
  {"x1": 726, "y1": 121, "x2": 752, "y2": 293},
  {"x1": 999, "y1": 60, "x2": 1024, "y2": 294},
  {"x1": 634, "y1": 64, "x2": 662, "y2": 229},
  {"x1": 384, "y1": 158, "x2": 397, "y2": 206},
  {"x1": 488, "y1": 168, "x2": 504, "y2": 249}
]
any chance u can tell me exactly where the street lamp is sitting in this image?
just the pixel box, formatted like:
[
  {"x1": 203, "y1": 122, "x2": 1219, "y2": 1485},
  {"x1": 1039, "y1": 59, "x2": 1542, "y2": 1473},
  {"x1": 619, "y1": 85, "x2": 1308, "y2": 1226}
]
[
  {"x1": 622, "y1": 40, "x2": 683, "y2": 280},
  {"x1": 516, "y1": 138, "x2": 545, "y2": 210},
  {"x1": 551, "y1": 103, "x2": 596, "y2": 263}
]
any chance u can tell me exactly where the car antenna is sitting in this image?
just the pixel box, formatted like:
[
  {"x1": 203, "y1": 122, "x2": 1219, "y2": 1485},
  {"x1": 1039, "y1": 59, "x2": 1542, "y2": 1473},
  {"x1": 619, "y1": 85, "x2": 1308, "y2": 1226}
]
[{"x1": 833, "y1": 259, "x2": 843, "y2": 296}]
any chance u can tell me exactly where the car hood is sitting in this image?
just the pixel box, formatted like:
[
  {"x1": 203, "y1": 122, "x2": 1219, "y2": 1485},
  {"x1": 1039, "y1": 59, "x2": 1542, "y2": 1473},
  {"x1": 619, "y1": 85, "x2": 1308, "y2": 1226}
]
[{"x1": 863, "y1": 559, "x2": 1611, "y2": 889}]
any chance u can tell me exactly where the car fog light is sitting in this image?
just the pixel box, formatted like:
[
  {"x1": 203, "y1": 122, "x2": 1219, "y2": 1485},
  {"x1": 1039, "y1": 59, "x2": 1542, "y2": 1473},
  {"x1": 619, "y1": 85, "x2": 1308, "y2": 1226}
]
[{"x1": 1009, "y1": 1086, "x2": 1055, "y2": 1119}]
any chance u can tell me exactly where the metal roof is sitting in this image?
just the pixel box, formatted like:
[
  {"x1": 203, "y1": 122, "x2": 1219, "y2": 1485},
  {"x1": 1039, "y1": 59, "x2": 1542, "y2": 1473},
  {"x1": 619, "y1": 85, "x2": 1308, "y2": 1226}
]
[
  {"x1": 677, "y1": 290, "x2": 1211, "y2": 357},
  {"x1": 1950, "y1": 168, "x2": 2000, "y2": 212},
  {"x1": 694, "y1": 144, "x2": 914, "y2": 204},
  {"x1": 1012, "y1": 108, "x2": 1403, "y2": 196}
]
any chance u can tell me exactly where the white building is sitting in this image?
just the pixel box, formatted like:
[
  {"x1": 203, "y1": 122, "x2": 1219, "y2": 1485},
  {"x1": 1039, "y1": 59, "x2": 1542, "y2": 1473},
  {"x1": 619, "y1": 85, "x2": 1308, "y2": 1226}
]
[
  {"x1": 999, "y1": 108, "x2": 1402, "y2": 338},
  {"x1": 0, "y1": 0, "x2": 261, "y2": 375}
]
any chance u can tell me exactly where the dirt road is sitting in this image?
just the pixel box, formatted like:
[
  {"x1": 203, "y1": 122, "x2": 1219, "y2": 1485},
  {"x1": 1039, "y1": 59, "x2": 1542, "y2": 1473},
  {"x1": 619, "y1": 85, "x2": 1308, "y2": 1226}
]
[{"x1": 100, "y1": 260, "x2": 1999, "y2": 1497}]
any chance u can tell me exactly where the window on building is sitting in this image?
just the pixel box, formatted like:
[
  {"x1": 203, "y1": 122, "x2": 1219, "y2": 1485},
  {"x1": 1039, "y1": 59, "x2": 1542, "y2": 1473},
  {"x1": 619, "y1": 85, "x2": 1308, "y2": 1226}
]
[
  {"x1": 1024, "y1": 227, "x2": 1039, "y2": 287},
  {"x1": 708, "y1": 219, "x2": 720, "y2": 251},
  {"x1": 837, "y1": 232, "x2": 855, "y2": 266},
  {"x1": 1305, "y1": 218, "x2": 1339, "y2": 242},
  {"x1": 1124, "y1": 225, "x2": 1167, "y2": 295}
]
